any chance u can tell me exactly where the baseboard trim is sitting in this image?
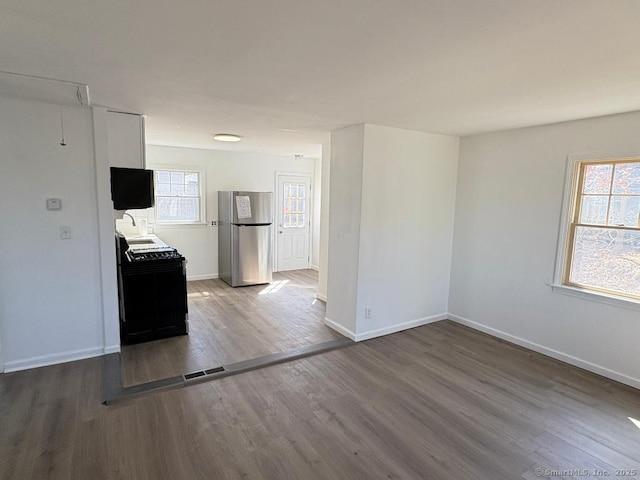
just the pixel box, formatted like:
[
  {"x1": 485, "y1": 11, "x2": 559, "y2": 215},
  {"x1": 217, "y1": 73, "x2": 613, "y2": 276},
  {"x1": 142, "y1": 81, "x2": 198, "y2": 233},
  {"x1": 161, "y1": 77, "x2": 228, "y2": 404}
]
[
  {"x1": 310, "y1": 264, "x2": 319, "y2": 272},
  {"x1": 355, "y1": 313, "x2": 448, "y2": 342},
  {"x1": 324, "y1": 313, "x2": 448, "y2": 343},
  {"x1": 104, "y1": 344, "x2": 121, "y2": 355},
  {"x1": 187, "y1": 274, "x2": 219, "y2": 281},
  {"x1": 448, "y1": 313, "x2": 640, "y2": 390},
  {"x1": 316, "y1": 293, "x2": 327, "y2": 302},
  {"x1": 324, "y1": 317, "x2": 357, "y2": 341},
  {"x1": 4, "y1": 346, "x2": 106, "y2": 373}
]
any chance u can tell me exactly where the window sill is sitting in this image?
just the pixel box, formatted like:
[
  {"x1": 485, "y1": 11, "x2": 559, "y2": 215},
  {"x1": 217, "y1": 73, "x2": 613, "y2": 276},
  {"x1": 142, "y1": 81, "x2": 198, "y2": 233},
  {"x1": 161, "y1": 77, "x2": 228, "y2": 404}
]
[
  {"x1": 549, "y1": 283, "x2": 640, "y2": 312},
  {"x1": 152, "y1": 222, "x2": 208, "y2": 229}
]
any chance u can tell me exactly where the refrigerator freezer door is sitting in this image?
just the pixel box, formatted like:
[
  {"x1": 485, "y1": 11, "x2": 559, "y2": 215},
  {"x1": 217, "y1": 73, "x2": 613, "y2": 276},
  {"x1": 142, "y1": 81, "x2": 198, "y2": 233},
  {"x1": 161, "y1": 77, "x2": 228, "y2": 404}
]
[
  {"x1": 232, "y1": 191, "x2": 273, "y2": 225},
  {"x1": 231, "y1": 224, "x2": 272, "y2": 286}
]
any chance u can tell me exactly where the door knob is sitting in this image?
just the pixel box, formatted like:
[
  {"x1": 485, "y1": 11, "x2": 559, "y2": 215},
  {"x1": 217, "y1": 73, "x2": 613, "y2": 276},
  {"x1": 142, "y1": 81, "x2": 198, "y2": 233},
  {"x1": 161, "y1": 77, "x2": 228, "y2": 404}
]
[{"x1": 279, "y1": 231, "x2": 283, "y2": 234}]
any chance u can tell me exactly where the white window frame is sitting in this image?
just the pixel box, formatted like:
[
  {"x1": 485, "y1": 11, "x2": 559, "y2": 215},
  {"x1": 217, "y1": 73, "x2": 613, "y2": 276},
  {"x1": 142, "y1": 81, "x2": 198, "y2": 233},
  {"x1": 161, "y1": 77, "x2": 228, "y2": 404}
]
[
  {"x1": 551, "y1": 153, "x2": 640, "y2": 311},
  {"x1": 151, "y1": 166, "x2": 206, "y2": 225}
]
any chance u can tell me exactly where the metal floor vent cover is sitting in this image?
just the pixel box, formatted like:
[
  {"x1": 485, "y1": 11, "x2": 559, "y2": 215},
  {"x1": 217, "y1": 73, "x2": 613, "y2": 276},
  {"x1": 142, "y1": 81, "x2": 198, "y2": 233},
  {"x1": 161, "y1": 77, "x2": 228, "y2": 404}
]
[
  {"x1": 205, "y1": 366, "x2": 225, "y2": 375},
  {"x1": 183, "y1": 366, "x2": 226, "y2": 380}
]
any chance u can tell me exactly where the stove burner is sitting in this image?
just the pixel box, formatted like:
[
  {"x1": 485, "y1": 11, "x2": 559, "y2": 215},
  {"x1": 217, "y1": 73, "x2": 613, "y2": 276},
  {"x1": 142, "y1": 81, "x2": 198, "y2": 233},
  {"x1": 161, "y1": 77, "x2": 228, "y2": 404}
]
[{"x1": 126, "y1": 249, "x2": 183, "y2": 262}]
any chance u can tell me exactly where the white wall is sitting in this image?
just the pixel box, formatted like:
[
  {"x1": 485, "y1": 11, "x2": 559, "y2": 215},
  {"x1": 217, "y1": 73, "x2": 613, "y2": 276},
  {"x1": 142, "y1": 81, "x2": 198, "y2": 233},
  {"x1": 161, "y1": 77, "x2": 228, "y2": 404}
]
[
  {"x1": 94, "y1": 109, "x2": 146, "y2": 354},
  {"x1": 311, "y1": 156, "x2": 322, "y2": 270},
  {"x1": 317, "y1": 143, "x2": 331, "y2": 301},
  {"x1": 326, "y1": 124, "x2": 459, "y2": 340},
  {"x1": 326, "y1": 125, "x2": 366, "y2": 335},
  {"x1": 356, "y1": 125, "x2": 458, "y2": 338},
  {"x1": 0, "y1": 96, "x2": 104, "y2": 371},
  {"x1": 450, "y1": 110, "x2": 640, "y2": 388},
  {"x1": 143, "y1": 145, "x2": 316, "y2": 279}
]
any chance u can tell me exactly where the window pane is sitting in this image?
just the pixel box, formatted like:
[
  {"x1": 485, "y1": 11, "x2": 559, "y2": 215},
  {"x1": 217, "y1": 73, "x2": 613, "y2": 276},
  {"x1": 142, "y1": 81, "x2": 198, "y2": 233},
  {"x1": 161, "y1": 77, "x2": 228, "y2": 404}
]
[
  {"x1": 156, "y1": 197, "x2": 199, "y2": 222},
  {"x1": 156, "y1": 183, "x2": 171, "y2": 196},
  {"x1": 171, "y1": 184, "x2": 185, "y2": 196},
  {"x1": 154, "y1": 170, "x2": 202, "y2": 223},
  {"x1": 583, "y1": 164, "x2": 612, "y2": 194},
  {"x1": 185, "y1": 182, "x2": 198, "y2": 196},
  {"x1": 613, "y1": 163, "x2": 640, "y2": 194},
  {"x1": 156, "y1": 171, "x2": 171, "y2": 183},
  {"x1": 281, "y1": 181, "x2": 307, "y2": 228},
  {"x1": 570, "y1": 226, "x2": 640, "y2": 296},
  {"x1": 580, "y1": 196, "x2": 608, "y2": 224},
  {"x1": 609, "y1": 196, "x2": 640, "y2": 227}
]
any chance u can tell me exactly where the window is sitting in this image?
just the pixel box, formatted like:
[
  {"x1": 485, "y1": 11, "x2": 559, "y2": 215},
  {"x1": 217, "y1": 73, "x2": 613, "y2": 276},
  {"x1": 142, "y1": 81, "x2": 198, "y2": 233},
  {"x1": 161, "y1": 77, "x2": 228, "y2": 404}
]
[
  {"x1": 154, "y1": 169, "x2": 204, "y2": 223},
  {"x1": 563, "y1": 158, "x2": 640, "y2": 300},
  {"x1": 282, "y1": 182, "x2": 307, "y2": 228}
]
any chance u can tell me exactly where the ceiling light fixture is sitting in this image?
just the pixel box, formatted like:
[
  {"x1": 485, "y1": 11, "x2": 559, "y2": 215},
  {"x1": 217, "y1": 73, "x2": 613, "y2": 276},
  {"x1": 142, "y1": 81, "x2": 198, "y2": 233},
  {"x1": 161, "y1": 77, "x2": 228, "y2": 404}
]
[{"x1": 213, "y1": 133, "x2": 243, "y2": 142}]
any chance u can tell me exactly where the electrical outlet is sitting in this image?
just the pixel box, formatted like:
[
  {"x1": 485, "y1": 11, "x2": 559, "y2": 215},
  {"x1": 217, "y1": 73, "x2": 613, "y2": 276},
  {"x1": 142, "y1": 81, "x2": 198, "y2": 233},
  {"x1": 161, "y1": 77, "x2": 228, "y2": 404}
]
[
  {"x1": 364, "y1": 307, "x2": 373, "y2": 319},
  {"x1": 211, "y1": 220, "x2": 217, "y2": 226},
  {"x1": 59, "y1": 225, "x2": 72, "y2": 239}
]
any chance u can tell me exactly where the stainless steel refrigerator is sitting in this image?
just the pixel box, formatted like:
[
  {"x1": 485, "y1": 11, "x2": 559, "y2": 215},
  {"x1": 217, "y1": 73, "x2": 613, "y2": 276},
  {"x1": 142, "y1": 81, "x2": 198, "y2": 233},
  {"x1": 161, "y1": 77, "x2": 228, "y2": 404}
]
[{"x1": 218, "y1": 191, "x2": 273, "y2": 287}]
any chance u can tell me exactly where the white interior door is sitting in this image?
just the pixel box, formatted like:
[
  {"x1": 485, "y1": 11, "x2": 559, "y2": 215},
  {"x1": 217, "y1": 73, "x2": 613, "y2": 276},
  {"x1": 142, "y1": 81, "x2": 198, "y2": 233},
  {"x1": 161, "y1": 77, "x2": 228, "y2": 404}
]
[{"x1": 276, "y1": 174, "x2": 312, "y2": 271}]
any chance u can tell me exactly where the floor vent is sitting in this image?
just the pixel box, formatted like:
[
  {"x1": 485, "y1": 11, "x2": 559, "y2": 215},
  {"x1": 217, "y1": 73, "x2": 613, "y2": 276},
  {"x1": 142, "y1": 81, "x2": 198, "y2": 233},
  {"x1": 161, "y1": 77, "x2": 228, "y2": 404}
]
[
  {"x1": 103, "y1": 338, "x2": 354, "y2": 404},
  {"x1": 205, "y1": 366, "x2": 225, "y2": 375},
  {"x1": 183, "y1": 366, "x2": 225, "y2": 381},
  {"x1": 184, "y1": 371, "x2": 206, "y2": 380}
]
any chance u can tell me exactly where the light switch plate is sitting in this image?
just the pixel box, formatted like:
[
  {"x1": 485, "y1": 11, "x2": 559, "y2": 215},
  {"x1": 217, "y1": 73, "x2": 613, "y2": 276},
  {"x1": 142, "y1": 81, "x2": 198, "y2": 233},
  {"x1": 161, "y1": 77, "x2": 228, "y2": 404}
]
[{"x1": 47, "y1": 198, "x2": 62, "y2": 210}]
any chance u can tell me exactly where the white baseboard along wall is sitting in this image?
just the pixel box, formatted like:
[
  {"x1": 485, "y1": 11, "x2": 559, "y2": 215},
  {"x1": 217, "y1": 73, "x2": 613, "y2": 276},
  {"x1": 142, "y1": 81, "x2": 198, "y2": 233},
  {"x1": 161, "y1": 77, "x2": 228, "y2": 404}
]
[
  {"x1": 4, "y1": 346, "x2": 111, "y2": 373},
  {"x1": 447, "y1": 313, "x2": 640, "y2": 390},
  {"x1": 324, "y1": 313, "x2": 448, "y2": 342}
]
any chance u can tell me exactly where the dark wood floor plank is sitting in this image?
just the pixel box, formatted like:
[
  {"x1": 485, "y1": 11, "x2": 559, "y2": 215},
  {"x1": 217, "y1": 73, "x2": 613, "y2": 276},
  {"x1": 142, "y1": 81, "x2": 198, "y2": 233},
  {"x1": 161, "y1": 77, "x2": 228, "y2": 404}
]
[{"x1": 2, "y1": 320, "x2": 640, "y2": 479}]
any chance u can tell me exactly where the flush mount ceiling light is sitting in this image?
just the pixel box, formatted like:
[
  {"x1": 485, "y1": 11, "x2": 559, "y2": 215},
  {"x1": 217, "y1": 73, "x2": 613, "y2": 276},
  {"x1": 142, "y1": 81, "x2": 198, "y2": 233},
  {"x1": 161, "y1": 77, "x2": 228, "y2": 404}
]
[{"x1": 213, "y1": 133, "x2": 243, "y2": 142}]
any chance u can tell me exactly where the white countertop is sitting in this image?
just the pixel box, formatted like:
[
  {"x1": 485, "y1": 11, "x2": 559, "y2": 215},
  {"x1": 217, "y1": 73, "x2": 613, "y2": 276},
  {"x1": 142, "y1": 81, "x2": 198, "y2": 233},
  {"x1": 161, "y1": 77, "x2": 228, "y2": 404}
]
[{"x1": 121, "y1": 234, "x2": 171, "y2": 252}]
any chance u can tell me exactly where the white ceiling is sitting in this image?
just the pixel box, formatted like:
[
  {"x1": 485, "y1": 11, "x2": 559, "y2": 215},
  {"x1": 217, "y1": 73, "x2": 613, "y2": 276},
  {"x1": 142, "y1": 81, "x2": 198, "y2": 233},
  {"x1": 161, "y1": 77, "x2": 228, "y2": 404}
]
[{"x1": 2, "y1": 0, "x2": 640, "y2": 157}]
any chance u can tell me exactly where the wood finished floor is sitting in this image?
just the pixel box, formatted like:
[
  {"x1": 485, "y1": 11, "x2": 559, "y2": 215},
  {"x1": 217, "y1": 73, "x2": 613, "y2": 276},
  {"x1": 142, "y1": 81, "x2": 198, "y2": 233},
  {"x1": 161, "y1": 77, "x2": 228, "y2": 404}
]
[
  {"x1": 121, "y1": 269, "x2": 341, "y2": 386},
  {"x1": 2, "y1": 321, "x2": 640, "y2": 479}
]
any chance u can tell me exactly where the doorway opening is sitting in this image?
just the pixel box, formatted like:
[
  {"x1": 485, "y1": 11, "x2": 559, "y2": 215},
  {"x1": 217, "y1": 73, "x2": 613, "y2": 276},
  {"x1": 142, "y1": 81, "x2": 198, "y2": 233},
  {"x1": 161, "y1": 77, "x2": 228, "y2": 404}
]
[{"x1": 114, "y1": 165, "x2": 339, "y2": 392}]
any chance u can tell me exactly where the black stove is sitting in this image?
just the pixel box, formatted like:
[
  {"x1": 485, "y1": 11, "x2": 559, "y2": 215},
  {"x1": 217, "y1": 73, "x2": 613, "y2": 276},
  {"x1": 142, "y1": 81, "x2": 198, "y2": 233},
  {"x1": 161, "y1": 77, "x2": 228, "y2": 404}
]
[
  {"x1": 126, "y1": 249, "x2": 183, "y2": 262},
  {"x1": 116, "y1": 235, "x2": 188, "y2": 344}
]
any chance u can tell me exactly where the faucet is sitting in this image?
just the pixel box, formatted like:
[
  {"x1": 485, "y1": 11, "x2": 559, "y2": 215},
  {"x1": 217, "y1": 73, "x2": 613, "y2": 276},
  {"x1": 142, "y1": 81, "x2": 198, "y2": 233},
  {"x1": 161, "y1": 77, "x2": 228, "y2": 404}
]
[{"x1": 123, "y1": 212, "x2": 136, "y2": 227}]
